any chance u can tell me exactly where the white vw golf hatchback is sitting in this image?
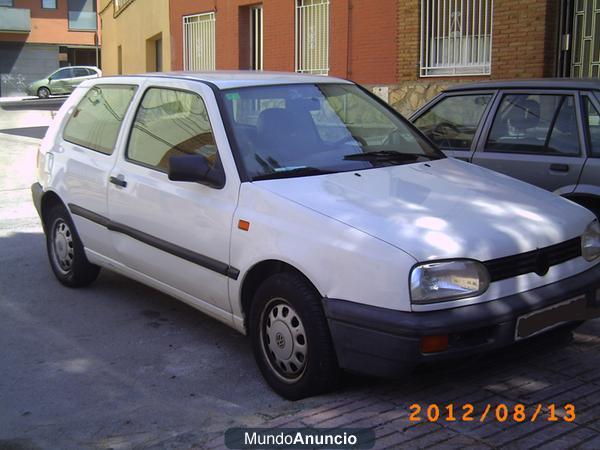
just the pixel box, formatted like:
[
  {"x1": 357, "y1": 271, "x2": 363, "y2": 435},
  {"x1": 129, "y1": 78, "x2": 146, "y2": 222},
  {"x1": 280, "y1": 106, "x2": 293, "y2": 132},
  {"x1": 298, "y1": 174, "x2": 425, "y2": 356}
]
[{"x1": 32, "y1": 72, "x2": 600, "y2": 399}]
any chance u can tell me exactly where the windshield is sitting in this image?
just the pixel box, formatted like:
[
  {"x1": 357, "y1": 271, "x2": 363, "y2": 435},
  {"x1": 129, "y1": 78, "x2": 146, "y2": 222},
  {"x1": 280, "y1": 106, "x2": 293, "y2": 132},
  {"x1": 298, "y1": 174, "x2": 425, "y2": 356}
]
[{"x1": 219, "y1": 83, "x2": 443, "y2": 180}]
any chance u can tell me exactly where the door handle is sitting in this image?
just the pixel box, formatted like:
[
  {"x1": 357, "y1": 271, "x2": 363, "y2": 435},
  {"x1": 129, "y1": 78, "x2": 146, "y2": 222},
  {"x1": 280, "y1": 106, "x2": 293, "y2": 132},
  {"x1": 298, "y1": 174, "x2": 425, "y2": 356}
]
[
  {"x1": 109, "y1": 175, "x2": 127, "y2": 188},
  {"x1": 549, "y1": 163, "x2": 569, "y2": 173}
]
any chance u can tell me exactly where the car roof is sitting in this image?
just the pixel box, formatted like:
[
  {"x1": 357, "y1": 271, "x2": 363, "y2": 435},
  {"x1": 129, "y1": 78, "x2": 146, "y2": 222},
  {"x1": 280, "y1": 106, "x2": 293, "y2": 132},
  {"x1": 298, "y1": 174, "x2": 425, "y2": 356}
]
[
  {"x1": 97, "y1": 70, "x2": 353, "y2": 89},
  {"x1": 443, "y1": 78, "x2": 600, "y2": 92}
]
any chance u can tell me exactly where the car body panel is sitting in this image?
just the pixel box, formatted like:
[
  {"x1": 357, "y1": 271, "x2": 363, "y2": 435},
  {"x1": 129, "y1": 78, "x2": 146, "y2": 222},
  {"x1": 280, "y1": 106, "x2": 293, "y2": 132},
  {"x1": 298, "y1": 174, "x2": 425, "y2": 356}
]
[{"x1": 107, "y1": 79, "x2": 240, "y2": 314}]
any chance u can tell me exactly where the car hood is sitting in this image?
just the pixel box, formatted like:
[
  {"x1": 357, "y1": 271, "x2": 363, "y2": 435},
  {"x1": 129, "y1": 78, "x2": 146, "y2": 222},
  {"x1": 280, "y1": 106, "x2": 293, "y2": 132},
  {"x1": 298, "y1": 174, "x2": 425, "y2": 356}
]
[{"x1": 256, "y1": 158, "x2": 592, "y2": 262}]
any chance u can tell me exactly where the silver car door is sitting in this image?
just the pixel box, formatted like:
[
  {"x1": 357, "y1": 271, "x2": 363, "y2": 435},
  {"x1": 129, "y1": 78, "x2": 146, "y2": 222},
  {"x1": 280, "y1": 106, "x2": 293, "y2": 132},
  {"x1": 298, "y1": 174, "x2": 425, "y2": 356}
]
[{"x1": 472, "y1": 90, "x2": 586, "y2": 194}]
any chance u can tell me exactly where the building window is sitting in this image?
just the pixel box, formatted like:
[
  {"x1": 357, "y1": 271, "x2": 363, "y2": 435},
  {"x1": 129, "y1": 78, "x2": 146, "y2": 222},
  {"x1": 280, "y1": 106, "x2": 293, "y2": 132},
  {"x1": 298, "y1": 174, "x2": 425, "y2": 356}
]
[
  {"x1": 68, "y1": 0, "x2": 97, "y2": 30},
  {"x1": 250, "y1": 6, "x2": 263, "y2": 70},
  {"x1": 114, "y1": 0, "x2": 132, "y2": 12},
  {"x1": 295, "y1": 0, "x2": 330, "y2": 75},
  {"x1": 420, "y1": 0, "x2": 493, "y2": 77},
  {"x1": 183, "y1": 12, "x2": 216, "y2": 71},
  {"x1": 0, "y1": 0, "x2": 14, "y2": 6},
  {"x1": 42, "y1": 0, "x2": 57, "y2": 9}
]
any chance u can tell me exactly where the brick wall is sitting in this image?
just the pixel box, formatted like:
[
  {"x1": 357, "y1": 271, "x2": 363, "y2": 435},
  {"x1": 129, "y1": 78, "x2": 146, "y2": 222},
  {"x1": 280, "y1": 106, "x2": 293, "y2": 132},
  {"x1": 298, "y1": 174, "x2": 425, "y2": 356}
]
[
  {"x1": 169, "y1": 0, "x2": 397, "y2": 84},
  {"x1": 397, "y1": 0, "x2": 560, "y2": 83}
]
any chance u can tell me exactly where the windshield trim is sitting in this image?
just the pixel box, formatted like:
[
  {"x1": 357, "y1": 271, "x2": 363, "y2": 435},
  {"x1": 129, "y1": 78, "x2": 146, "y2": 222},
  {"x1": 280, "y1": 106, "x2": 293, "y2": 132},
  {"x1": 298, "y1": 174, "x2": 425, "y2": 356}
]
[{"x1": 215, "y1": 82, "x2": 446, "y2": 182}]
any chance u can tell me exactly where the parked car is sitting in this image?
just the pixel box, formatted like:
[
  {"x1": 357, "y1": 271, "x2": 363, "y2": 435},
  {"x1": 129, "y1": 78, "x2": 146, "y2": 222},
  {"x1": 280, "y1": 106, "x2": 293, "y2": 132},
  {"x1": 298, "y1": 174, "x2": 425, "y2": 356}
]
[
  {"x1": 32, "y1": 72, "x2": 600, "y2": 399},
  {"x1": 27, "y1": 66, "x2": 101, "y2": 99},
  {"x1": 410, "y1": 79, "x2": 600, "y2": 218}
]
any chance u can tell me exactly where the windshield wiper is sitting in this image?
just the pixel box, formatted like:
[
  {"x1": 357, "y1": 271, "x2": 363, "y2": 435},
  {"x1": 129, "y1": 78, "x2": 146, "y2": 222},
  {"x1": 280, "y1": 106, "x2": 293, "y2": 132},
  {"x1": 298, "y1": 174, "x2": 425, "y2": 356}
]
[
  {"x1": 252, "y1": 166, "x2": 334, "y2": 181},
  {"x1": 343, "y1": 151, "x2": 441, "y2": 162}
]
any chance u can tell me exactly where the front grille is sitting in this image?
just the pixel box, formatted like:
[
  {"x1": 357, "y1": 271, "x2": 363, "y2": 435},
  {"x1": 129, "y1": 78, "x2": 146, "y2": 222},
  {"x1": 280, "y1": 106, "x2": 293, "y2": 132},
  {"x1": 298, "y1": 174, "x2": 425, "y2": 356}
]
[{"x1": 484, "y1": 237, "x2": 582, "y2": 282}]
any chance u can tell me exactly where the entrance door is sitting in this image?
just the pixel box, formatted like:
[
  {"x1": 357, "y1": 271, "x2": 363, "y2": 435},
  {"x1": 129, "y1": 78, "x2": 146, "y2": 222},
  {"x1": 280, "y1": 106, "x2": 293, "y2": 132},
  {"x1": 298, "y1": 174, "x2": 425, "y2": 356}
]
[{"x1": 557, "y1": 0, "x2": 600, "y2": 77}]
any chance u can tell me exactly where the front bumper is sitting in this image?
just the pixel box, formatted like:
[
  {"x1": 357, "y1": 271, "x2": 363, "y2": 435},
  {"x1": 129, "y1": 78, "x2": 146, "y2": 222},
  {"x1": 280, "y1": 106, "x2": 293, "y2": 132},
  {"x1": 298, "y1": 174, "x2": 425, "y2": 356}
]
[
  {"x1": 31, "y1": 182, "x2": 43, "y2": 218},
  {"x1": 323, "y1": 264, "x2": 600, "y2": 378}
]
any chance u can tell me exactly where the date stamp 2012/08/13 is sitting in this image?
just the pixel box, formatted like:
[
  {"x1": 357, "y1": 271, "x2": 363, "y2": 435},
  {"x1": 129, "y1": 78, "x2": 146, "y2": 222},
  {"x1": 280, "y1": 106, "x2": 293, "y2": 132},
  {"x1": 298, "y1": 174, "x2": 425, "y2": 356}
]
[{"x1": 409, "y1": 403, "x2": 576, "y2": 423}]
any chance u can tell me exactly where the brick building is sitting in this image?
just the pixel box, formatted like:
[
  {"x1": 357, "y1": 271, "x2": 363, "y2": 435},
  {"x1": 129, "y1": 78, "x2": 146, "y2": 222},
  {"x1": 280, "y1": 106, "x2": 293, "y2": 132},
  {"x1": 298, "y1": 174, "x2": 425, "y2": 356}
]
[
  {"x1": 0, "y1": 0, "x2": 100, "y2": 96},
  {"x1": 169, "y1": 0, "x2": 398, "y2": 85},
  {"x1": 96, "y1": 1, "x2": 598, "y2": 113},
  {"x1": 168, "y1": 0, "x2": 598, "y2": 114}
]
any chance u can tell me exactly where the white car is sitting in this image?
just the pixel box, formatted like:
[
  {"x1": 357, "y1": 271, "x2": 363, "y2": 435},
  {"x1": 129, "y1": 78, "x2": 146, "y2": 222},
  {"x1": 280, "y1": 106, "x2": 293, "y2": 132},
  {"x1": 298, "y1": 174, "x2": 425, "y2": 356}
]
[{"x1": 32, "y1": 72, "x2": 600, "y2": 399}]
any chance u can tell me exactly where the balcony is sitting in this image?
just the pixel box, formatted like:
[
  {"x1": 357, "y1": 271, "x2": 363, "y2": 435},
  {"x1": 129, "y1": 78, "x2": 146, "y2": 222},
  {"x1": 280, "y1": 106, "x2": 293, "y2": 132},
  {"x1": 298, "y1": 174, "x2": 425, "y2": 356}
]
[{"x1": 0, "y1": 7, "x2": 31, "y2": 33}]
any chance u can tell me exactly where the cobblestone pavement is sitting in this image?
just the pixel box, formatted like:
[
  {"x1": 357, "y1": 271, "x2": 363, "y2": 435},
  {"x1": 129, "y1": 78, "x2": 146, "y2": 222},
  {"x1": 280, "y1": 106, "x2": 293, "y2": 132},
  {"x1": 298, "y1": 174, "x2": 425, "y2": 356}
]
[{"x1": 208, "y1": 320, "x2": 600, "y2": 449}]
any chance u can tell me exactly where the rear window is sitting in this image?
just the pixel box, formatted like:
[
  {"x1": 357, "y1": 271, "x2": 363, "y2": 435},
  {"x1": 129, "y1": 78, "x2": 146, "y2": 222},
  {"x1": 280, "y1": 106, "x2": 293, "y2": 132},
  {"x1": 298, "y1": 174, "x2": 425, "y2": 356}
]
[{"x1": 63, "y1": 85, "x2": 137, "y2": 155}]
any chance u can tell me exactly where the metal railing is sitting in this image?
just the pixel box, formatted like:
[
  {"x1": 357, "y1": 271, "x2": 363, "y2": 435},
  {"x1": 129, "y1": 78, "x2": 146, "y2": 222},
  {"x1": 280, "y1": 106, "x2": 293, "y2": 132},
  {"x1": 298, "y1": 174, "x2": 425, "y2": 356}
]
[
  {"x1": 183, "y1": 12, "x2": 216, "y2": 71},
  {"x1": 420, "y1": 0, "x2": 493, "y2": 77},
  {"x1": 295, "y1": 0, "x2": 330, "y2": 75},
  {"x1": 571, "y1": 0, "x2": 600, "y2": 78}
]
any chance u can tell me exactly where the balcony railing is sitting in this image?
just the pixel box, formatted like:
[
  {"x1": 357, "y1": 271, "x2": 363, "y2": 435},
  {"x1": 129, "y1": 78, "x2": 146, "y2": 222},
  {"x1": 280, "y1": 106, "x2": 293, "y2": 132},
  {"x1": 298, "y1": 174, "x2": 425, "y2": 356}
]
[{"x1": 0, "y1": 6, "x2": 31, "y2": 33}]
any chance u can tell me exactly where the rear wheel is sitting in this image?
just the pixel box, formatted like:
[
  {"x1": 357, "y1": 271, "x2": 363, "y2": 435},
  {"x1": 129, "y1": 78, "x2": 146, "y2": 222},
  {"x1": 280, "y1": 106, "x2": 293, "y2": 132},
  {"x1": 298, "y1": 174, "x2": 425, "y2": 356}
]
[
  {"x1": 249, "y1": 272, "x2": 340, "y2": 400},
  {"x1": 45, "y1": 204, "x2": 100, "y2": 287},
  {"x1": 37, "y1": 87, "x2": 50, "y2": 99}
]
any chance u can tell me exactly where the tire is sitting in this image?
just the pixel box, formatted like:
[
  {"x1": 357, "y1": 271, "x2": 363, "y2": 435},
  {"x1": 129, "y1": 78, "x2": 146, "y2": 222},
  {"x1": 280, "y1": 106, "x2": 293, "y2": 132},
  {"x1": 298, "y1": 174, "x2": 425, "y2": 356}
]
[
  {"x1": 45, "y1": 204, "x2": 100, "y2": 287},
  {"x1": 37, "y1": 87, "x2": 50, "y2": 99},
  {"x1": 249, "y1": 272, "x2": 340, "y2": 400}
]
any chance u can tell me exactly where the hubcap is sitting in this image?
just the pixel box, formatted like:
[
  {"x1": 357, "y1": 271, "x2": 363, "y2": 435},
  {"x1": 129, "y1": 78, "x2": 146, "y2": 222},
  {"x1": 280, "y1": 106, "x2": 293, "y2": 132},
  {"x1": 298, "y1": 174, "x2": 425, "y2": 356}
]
[
  {"x1": 260, "y1": 298, "x2": 308, "y2": 383},
  {"x1": 51, "y1": 220, "x2": 74, "y2": 274}
]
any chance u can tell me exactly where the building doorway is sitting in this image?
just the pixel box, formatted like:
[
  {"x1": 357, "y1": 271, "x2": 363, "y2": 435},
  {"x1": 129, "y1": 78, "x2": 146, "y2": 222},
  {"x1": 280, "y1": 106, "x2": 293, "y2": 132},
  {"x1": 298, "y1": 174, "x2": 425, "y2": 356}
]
[{"x1": 557, "y1": 0, "x2": 600, "y2": 77}]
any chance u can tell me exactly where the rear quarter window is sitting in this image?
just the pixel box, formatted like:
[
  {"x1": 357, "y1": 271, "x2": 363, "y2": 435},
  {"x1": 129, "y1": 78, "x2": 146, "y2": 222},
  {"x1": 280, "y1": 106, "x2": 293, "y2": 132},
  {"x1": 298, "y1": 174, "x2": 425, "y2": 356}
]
[{"x1": 63, "y1": 85, "x2": 137, "y2": 155}]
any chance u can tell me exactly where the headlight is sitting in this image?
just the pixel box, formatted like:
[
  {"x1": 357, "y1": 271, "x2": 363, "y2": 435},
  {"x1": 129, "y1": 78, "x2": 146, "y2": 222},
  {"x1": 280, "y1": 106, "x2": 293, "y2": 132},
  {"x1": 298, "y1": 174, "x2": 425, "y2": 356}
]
[
  {"x1": 582, "y1": 220, "x2": 600, "y2": 262},
  {"x1": 410, "y1": 260, "x2": 490, "y2": 304}
]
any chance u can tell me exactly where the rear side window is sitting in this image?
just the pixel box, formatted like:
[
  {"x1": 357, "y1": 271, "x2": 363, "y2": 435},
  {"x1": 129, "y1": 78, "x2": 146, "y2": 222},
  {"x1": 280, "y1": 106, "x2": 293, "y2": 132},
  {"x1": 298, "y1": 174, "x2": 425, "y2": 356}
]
[
  {"x1": 584, "y1": 97, "x2": 600, "y2": 157},
  {"x1": 127, "y1": 88, "x2": 218, "y2": 171},
  {"x1": 486, "y1": 94, "x2": 580, "y2": 156},
  {"x1": 73, "y1": 68, "x2": 89, "y2": 77},
  {"x1": 413, "y1": 94, "x2": 492, "y2": 151},
  {"x1": 63, "y1": 85, "x2": 137, "y2": 155}
]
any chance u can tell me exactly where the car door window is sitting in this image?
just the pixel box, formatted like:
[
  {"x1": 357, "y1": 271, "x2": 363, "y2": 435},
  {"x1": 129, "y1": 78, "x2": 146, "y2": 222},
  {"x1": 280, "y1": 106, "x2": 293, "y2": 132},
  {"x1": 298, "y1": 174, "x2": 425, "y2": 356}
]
[
  {"x1": 127, "y1": 87, "x2": 221, "y2": 173},
  {"x1": 413, "y1": 94, "x2": 492, "y2": 151},
  {"x1": 73, "y1": 68, "x2": 89, "y2": 78},
  {"x1": 52, "y1": 68, "x2": 73, "y2": 80},
  {"x1": 486, "y1": 94, "x2": 580, "y2": 156},
  {"x1": 584, "y1": 96, "x2": 600, "y2": 157},
  {"x1": 63, "y1": 85, "x2": 137, "y2": 155}
]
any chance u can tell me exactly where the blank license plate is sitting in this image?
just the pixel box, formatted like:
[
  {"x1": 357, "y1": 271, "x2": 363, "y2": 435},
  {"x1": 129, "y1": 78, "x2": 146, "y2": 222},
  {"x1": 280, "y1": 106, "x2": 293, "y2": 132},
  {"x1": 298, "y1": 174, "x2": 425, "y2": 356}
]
[{"x1": 515, "y1": 295, "x2": 589, "y2": 340}]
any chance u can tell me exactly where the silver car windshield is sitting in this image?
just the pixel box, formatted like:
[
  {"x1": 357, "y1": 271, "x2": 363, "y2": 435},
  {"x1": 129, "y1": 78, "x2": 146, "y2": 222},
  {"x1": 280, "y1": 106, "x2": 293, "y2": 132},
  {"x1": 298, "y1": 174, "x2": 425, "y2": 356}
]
[{"x1": 220, "y1": 83, "x2": 443, "y2": 180}]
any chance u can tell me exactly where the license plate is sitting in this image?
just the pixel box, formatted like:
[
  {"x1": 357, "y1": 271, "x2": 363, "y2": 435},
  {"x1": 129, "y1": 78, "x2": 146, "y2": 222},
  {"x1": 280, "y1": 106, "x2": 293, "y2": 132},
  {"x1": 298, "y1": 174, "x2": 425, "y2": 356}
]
[{"x1": 515, "y1": 295, "x2": 588, "y2": 340}]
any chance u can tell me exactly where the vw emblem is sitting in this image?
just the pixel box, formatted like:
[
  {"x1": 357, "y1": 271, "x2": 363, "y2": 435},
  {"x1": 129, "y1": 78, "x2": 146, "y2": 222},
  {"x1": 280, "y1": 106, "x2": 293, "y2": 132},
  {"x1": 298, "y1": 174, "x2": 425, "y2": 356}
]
[{"x1": 275, "y1": 332, "x2": 286, "y2": 349}]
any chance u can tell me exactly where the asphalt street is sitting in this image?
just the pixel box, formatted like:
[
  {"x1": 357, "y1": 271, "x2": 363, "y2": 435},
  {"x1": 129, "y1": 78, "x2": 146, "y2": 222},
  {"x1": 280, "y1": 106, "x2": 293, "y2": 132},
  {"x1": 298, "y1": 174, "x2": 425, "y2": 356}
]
[{"x1": 1, "y1": 101, "x2": 599, "y2": 450}]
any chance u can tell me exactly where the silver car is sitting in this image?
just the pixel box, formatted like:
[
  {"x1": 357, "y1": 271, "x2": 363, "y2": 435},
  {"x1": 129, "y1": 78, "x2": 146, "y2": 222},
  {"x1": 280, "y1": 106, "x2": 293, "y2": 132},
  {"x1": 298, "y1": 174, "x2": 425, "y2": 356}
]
[{"x1": 410, "y1": 79, "x2": 600, "y2": 218}]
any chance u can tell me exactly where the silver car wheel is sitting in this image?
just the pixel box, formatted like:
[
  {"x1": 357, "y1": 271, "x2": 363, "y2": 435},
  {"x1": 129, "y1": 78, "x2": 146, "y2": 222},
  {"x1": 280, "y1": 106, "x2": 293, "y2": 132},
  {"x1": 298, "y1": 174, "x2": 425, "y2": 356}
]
[
  {"x1": 50, "y1": 219, "x2": 74, "y2": 274},
  {"x1": 260, "y1": 297, "x2": 308, "y2": 383}
]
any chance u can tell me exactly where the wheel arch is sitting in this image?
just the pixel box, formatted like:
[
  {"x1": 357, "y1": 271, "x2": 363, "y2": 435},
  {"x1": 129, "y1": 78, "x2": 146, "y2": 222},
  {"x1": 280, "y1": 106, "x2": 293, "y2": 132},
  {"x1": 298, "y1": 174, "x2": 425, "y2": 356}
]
[
  {"x1": 239, "y1": 259, "x2": 322, "y2": 329},
  {"x1": 40, "y1": 190, "x2": 68, "y2": 230},
  {"x1": 562, "y1": 193, "x2": 600, "y2": 217}
]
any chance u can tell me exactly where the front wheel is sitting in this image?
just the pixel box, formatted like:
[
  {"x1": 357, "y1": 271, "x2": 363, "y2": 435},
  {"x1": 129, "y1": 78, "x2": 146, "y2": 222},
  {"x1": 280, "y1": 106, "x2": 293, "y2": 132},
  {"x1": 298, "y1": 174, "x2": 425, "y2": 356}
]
[
  {"x1": 249, "y1": 272, "x2": 340, "y2": 400},
  {"x1": 37, "y1": 87, "x2": 50, "y2": 99},
  {"x1": 45, "y1": 204, "x2": 100, "y2": 287}
]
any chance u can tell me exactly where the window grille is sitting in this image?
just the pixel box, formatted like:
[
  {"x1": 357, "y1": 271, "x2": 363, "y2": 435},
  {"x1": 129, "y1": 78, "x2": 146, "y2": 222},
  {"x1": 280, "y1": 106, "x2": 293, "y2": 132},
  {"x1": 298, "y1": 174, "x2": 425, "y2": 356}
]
[
  {"x1": 420, "y1": 0, "x2": 493, "y2": 77},
  {"x1": 295, "y1": 0, "x2": 330, "y2": 75},
  {"x1": 183, "y1": 12, "x2": 216, "y2": 71}
]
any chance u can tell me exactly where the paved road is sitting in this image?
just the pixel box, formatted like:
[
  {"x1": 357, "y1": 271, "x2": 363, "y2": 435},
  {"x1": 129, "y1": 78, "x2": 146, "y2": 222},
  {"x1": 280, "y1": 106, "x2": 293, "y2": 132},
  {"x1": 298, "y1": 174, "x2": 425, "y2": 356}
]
[{"x1": 0, "y1": 109, "x2": 599, "y2": 449}]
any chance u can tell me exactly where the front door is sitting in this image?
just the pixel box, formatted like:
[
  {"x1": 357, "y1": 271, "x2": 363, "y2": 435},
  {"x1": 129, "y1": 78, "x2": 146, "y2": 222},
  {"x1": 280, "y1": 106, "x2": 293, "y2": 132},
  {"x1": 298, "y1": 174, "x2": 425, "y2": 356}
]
[
  {"x1": 472, "y1": 91, "x2": 587, "y2": 194},
  {"x1": 557, "y1": 0, "x2": 600, "y2": 77},
  {"x1": 107, "y1": 80, "x2": 239, "y2": 315}
]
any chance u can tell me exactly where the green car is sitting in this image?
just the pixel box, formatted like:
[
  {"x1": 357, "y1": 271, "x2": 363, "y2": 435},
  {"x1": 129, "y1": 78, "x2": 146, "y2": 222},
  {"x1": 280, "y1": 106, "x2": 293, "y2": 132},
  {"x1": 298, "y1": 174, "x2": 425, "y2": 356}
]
[{"x1": 27, "y1": 66, "x2": 102, "y2": 99}]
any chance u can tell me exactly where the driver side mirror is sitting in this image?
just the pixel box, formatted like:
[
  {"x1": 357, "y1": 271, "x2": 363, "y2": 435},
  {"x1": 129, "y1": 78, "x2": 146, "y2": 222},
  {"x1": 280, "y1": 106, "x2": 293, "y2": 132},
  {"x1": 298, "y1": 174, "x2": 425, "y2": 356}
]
[{"x1": 168, "y1": 154, "x2": 225, "y2": 188}]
